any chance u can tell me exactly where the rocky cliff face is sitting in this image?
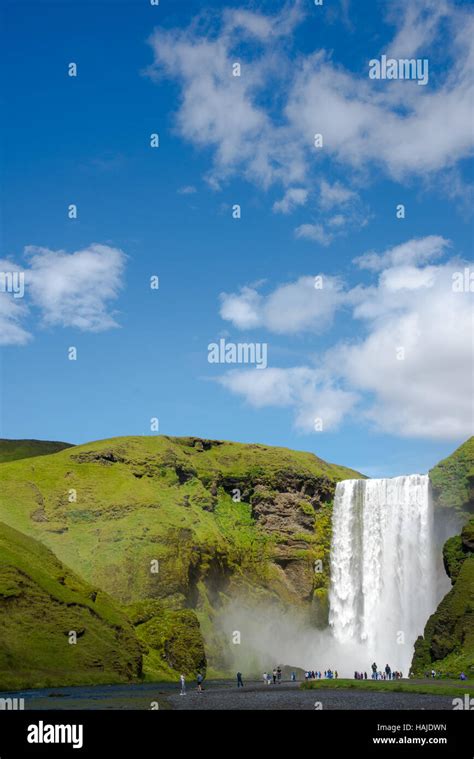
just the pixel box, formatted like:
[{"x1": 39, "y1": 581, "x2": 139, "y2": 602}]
[{"x1": 0, "y1": 435, "x2": 362, "y2": 683}]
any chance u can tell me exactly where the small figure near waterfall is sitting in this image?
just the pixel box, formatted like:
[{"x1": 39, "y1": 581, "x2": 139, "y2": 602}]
[
  {"x1": 179, "y1": 674, "x2": 186, "y2": 696},
  {"x1": 237, "y1": 671, "x2": 244, "y2": 688}
]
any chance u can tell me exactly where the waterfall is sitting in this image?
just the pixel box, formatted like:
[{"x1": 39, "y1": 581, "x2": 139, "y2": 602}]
[{"x1": 329, "y1": 475, "x2": 442, "y2": 674}]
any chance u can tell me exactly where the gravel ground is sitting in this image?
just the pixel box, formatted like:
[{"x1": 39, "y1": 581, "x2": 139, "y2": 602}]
[
  {"x1": 166, "y1": 681, "x2": 456, "y2": 711},
  {"x1": 3, "y1": 679, "x2": 463, "y2": 710}
]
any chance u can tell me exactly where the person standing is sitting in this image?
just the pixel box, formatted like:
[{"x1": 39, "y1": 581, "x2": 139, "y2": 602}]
[
  {"x1": 180, "y1": 674, "x2": 186, "y2": 696},
  {"x1": 197, "y1": 672, "x2": 204, "y2": 693},
  {"x1": 237, "y1": 671, "x2": 244, "y2": 688}
]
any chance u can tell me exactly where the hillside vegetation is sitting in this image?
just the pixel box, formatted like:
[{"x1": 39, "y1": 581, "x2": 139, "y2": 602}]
[
  {"x1": 0, "y1": 435, "x2": 362, "y2": 681},
  {"x1": 412, "y1": 519, "x2": 473, "y2": 677},
  {"x1": 0, "y1": 439, "x2": 73, "y2": 464},
  {"x1": 0, "y1": 521, "x2": 142, "y2": 690},
  {"x1": 430, "y1": 437, "x2": 474, "y2": 518}
]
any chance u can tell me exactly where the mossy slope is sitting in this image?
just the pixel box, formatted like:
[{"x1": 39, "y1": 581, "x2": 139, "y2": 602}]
[
  {"x1": 0, "y1": 435, "x2": 362, "y2": 678},
  {"x1": 430, "y1": 437, "x2": 474, "y2": 518},
  {"x1": 412, "y1": 524, "x2": 473, "y2": 677},
  {"x1": 0, "y1": 521, "x2": 142, "y2": 690}
]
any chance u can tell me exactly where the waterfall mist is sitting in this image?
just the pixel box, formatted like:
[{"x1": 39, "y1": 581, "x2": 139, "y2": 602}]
[
  {"x1": 328, "y1": 475, "x2": 448, "y2": 675},
  {"x1": 216, "y1": 475, "x2": 457, "y2": 678}
]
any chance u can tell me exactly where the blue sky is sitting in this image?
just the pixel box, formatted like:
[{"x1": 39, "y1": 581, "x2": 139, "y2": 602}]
[{"x1": 0, "y1": 0, "x2": 473, "y2": 476}]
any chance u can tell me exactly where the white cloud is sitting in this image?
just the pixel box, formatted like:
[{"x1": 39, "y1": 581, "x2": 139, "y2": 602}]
[
  {"x1": 327, "y1": 259, "x2": 473, "y2": 439},
  {"x1": 222, "y1": 4, "x2": 304, "y2": 41},
  {"x1": 0, "y1": 293, "x2": 30, "y2": 346},
  {"x1": 286, "y1": 15, "x2": 474, "y2": 181},
  {"x1": 328, "y1": 214, "x2": 347, "y2": 228},
  {"x1": 0, "y1": 259, "x2": 30, "y2": 346},
  {"x1": 147, "y1": 1, "x2": 474, "y2": 191},
  {"x1": 319, "y1": 180, "x2": 357, "y2": 210},
  {"x1": 219, "y1": 286, "x2": 263, "y2": 330},
  {"x1": 273, "y1": 187, "x2": 308, "y2": 214},
  {"x1": 216, "y1": 237, "x2": 474, "y2": 440},
  {"x1": 146, "y1": 20, "x2": 299, "y2": 189},
  {"x1": 295, "y1": 223, "x2": 333, "y2": 246},
  {"x1": 25, "y1": 244, "x2": 126, "y2": 332},
  {"x1": 387, "y1": 0, "x2": 450, "y2": 58},
  {"x1": 178, "y1": 185, "x2": 197, "y2": 195},
  {"x1": 220, "y1": 275, "x2": 344, "y2": 334},
  {"x1": 218, "y1": 367, "x2": 358, "y2": 432},
  {"x1": 354, "y1": 235, "x2": 450, "y2": 271}
]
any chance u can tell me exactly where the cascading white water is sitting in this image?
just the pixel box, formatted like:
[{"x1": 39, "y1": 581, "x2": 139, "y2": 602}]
[{"x1": 329, "y1": 475, "x2": 441, "y2": 674}]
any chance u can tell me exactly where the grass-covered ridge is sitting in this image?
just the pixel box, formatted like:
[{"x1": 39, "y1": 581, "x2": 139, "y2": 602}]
[
  {"x1": 430, "y1": 437, "x2": 474, "y2": 517},
  {"x1": 0, "y1": 439, "x2": 73, "y2": 464},
  {"x1": 0, "y1": 434, "x2": 363, "y2": 678},
  {"x1": 0, "y1": 521, "x2": 142, "y2": 691}
]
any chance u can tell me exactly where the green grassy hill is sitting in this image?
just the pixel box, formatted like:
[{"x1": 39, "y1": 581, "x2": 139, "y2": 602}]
[
  {"x1": 0, "y1": 439, "x2": 73, "y2": 464},
  {"x1": 0, "y1": 434, "x2": 362, "y2": 679},
  {"x1": 430, "y1": 437, "x2": 474, "y2": 517},
  {"x1": 0, "y1": 521, "x2": 142, "y2": 690}
]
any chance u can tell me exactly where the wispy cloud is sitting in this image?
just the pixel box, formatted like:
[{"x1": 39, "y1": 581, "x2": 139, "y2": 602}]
[
  {"x1": 0, "y1": 244, "x2": 127, "y2": 344},
  {"x1": 147, "y1": 0, "x2": 474, "y2": 193}
]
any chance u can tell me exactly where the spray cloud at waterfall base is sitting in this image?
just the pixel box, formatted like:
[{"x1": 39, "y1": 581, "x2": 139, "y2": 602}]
[
  {"x1": 218, "y1": 476, "x2": 451, "y2": 677},
  {"x1": 328, "y1": 475, "x2": 450, "y2": 676}
]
